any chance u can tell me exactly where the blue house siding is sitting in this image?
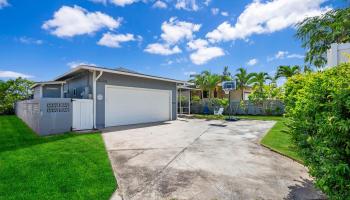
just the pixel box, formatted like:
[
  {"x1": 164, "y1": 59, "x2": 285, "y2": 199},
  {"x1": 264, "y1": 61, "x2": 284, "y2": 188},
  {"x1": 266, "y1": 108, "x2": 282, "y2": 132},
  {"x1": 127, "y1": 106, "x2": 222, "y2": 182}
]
[
  {"x1": 42, "y1": 84, "x2": 61, "y2": 98},
  {"x1": 64, "y1": 71, "x2": 93, "y2": 99},
  {"x1": 95, "y1": 72, "x2": 177, "y2": 128}
]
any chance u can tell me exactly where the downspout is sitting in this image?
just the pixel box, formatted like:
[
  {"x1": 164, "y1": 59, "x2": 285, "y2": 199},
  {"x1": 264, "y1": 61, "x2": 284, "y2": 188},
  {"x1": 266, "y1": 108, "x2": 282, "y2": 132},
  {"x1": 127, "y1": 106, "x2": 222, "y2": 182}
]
[{"x1": 93, "y1": 71, "x2": 103, "y2": 129}]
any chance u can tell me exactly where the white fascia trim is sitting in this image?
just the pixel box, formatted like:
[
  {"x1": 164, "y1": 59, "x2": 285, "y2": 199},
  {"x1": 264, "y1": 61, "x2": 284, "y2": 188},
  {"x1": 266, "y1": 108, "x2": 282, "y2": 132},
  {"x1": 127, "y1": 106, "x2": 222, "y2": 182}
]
[
  {"x1": 54, "y1": 65, "x2": 188, "y2": 84},
  {"x1": 31, "y1": 81, "x2": 66, "y2": 89}
]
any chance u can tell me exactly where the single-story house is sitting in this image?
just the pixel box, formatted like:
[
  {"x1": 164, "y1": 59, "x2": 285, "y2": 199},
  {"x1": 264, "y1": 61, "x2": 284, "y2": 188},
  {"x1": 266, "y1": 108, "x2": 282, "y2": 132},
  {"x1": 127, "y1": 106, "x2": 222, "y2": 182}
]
[
  {"x1": 189, "y1": 85, "x2": 253, "y2": 101},
  {"x1": 18, "y1": 65, "x2": 189, "y2": 135}
]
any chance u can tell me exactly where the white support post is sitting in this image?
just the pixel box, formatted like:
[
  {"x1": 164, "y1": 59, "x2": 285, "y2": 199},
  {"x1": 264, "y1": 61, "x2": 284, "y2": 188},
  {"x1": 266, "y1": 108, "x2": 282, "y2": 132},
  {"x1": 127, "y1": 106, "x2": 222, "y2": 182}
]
[
  {"x1": 179, "y1": 88, "x2": 182, "y2": 114},
  {"x1": 93, "y1": 71, "x2": 103, "y2": 129},
  {"x1": 188, "y1": 90, "x2": 191, "y2": 115},
  {"x1": 93, "y1": 71, "x2": 96, "y2": 129},
  {"x1": 39, "y1": 85, "x2": 43, "y2": 98},
  {"x1": 61, "y1": 83, "x2": 64, "y2": 98}
]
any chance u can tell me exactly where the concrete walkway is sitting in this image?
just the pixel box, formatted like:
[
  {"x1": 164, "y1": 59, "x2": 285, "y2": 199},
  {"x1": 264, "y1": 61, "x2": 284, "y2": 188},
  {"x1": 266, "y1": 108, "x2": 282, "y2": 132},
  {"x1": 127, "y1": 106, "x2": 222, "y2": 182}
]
[{"x1": 102, "y1": 118, "x2": 324, "y2": 200}]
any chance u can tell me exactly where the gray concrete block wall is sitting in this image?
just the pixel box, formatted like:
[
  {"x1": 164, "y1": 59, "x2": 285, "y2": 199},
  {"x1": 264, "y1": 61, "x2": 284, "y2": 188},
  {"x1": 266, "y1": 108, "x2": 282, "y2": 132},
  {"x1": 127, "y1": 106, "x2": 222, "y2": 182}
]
[
  {"x1": 190, "y1": 100, "x2": 284, "y2": 116},
  {"x1": 16, "y1": 99, "x2": 41, "y2": 133},
  {"x1": 16, "y1": 98, "x2": 73, "y2": 135}
]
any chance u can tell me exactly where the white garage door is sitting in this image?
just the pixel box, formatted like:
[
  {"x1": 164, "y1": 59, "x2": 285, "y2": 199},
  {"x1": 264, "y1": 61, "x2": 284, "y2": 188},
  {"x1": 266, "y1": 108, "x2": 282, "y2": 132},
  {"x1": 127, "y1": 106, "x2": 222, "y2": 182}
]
[{"x1": 105, "y1": 85, "x2": 172, "y2": 127}]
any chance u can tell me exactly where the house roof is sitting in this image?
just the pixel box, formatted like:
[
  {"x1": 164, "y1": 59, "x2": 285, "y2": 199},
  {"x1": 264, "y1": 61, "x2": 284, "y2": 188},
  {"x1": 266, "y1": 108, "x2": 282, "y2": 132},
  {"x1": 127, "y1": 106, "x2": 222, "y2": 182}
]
[
  {"x1": 30, "y1": 81, "x2": 66, "y2": 89},
  {"x1": 54, "y1": 65, "x2": 189, "y2": 84}
]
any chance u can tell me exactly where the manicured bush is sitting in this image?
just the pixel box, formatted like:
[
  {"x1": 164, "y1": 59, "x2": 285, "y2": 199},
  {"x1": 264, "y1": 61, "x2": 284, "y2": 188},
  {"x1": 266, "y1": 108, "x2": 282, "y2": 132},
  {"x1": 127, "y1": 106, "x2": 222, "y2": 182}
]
[{"x1": 284, "y1": 63, "x2": 350, "y2": 199}]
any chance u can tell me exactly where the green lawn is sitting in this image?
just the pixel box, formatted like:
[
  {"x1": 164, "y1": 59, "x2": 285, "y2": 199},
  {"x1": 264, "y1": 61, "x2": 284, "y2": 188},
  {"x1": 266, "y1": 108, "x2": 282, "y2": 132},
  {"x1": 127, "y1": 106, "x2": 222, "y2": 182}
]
[
  {"x1": 0, "y1": 115, "x2": 116, "y2": 200},
  {"x1": 192, "y1": 114, "x2": 303, "y2": 163}
]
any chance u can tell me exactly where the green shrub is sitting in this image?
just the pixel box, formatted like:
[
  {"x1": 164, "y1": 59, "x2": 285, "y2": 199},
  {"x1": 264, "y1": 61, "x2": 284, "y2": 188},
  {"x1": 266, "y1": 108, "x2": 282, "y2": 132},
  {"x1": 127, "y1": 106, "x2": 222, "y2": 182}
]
[
  {"x1": 284, "y1": 63, "x2": 350, "y2": 199},
  {"x1": 191, "y1": 95, "x2": 201, "y2": 103}
]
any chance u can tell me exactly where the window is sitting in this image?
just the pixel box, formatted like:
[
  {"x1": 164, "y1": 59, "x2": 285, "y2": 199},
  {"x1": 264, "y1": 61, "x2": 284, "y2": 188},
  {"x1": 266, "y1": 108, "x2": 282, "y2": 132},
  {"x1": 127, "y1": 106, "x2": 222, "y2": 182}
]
[
  {"x1": 203, "y1": 91, "x2": 208, "y2": 98},
  {"x1": 73, "y1": 88, "x2": 77, "y2": 97}
]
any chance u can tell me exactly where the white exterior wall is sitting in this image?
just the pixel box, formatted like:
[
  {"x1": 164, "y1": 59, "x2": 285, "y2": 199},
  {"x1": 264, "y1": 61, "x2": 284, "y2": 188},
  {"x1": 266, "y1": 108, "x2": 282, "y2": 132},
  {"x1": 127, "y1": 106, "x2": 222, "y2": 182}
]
[{"x1": 327, "y1": 43, "x2": 350, "y2": 67}]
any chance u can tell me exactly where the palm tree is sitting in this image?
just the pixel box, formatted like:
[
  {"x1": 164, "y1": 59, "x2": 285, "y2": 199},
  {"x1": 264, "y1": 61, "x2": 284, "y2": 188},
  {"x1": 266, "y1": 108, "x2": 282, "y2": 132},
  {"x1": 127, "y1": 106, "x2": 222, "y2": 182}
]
[
  {"x1": 190, "y1": 71, "x2": 209, "y2": 99},
  {"x1": 276, "y1": 65, "x2": 301, "y2": 78},
  {"x1": 248, "y1": 72, "x2": 271, "y2": 92},
  {"x1": 249, "y1": 72, "x2": 271, "y2": 85},
  {"x1": 234, "y1": 68, "x2": 253, "y2": 100},
  {"x1": 206, "y1": 74, "x2": 222, "y2": 98},
  {"x1": 221, "y1": 66, "x2": 232, "y2": 82}
]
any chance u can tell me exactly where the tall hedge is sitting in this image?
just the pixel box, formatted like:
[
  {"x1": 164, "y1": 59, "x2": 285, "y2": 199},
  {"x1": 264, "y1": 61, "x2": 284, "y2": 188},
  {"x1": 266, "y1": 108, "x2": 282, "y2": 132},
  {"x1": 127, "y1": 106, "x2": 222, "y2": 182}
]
[{"x1": 284, "y1": 63, "x2": 350, "y2": 199}]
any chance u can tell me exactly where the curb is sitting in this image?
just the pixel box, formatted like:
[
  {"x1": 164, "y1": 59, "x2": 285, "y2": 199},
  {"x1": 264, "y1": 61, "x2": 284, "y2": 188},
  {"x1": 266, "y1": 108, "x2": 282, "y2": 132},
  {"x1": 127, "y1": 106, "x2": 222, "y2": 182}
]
[{"x1": 260, "y1": 143, "x2": 304, "y2": 165}]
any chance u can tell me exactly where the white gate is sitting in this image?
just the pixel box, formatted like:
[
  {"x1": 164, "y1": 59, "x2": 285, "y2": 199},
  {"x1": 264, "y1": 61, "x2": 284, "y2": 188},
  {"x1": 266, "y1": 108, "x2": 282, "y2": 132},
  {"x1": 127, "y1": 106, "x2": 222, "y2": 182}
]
[{"x1": 72, "y1": 99, "x2": 93, "y2": 130}]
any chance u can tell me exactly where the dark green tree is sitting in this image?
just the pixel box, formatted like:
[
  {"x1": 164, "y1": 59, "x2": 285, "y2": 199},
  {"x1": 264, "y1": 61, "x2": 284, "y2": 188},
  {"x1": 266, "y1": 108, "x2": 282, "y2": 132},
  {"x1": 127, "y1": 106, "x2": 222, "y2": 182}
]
[
  {"x1": 0, "y1": 78, "x2": 34, "y2": 114},
  {"x1": 296, "y1": 8, "x2": 350, "y2": 68}
]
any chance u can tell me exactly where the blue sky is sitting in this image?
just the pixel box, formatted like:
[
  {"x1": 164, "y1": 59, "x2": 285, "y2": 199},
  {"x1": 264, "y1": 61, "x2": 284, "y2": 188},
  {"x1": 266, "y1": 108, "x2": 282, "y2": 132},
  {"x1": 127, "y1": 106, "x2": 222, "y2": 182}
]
[{"x1": 0, "y1": 0, "x2": 347, "y2": 82}]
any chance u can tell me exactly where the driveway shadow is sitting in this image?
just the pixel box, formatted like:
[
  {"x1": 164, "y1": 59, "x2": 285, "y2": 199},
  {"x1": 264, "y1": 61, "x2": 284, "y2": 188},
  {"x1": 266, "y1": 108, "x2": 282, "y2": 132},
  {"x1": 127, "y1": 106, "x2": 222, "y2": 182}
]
[
  {"x1": 284, "y1": 178, "x2": 327, "y2": 200},
  {"x1": 102, "y1": 121, "x2": 172, "y2": 133}
]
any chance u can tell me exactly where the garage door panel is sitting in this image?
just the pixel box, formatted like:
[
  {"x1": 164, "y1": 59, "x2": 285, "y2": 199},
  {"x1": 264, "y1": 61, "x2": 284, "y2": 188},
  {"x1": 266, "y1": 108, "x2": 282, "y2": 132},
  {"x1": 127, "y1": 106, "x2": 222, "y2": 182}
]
[{"x1": 105, "y1": 86, "x2": 171, "y2": 127}]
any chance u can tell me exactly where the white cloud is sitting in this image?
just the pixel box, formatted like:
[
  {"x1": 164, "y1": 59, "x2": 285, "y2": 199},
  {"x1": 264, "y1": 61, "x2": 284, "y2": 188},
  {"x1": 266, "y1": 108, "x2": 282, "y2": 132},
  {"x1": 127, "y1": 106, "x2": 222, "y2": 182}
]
[
  {"x1": 98, "y1": 32, "x2": 137, "y2": 48},
  {"x1": 206, "y1": 0, "x2": 330, "y2": 43},
  {"x1": 184, "y1": 71, "x2": 197, "y2": 76},
  {"x1": 287, "y1": 53, "x2": 304, "y2": 59},
  {"x1": 89, "y1": 0, "x2": 139, "y2": 6},
  {"x1": 187, "y1": 39, "x2": 208, "y2": 50},
  {"x1": 247, "y1": 58, "x2": 258, "y2": 66},
  {"x1": 187, "y1": 39, "x2": 224, "y2": 65},
  {"x1": 144, "y1": 18, "x2": 200, "y2": 56},
  {"x1": 175, "y1": 0, "x2": 199, "y2": 11},
  {"x1": 18, "y1": 37, "x2": 43, "y2": 45},
  {"x1": 42, "y1": 5, "x2": 121, "y2": 38},
  {"x1": 204, "y1": 0, "x2": 211, "y2": 6},
  {"x1": 211, "y1": 8, "x2": 219, "y2": 15},
  {"x1": 110, "y1": 0, "x2": 138, "y2": 7},
  {"x1": 89, "y1": 0, "x2": 108, "y2": 5},
  {"x1": 161, "y1": 17, "x2": 201, "y2": 44},
  {"x1": 153, "y1": 0, "x2": 167, "y2": 9},
  {"x1": 67, "y1": 61, "x2": 96, "y2": 68},
  {"x1": 275, "y1": 51, "x2": 288, "y2": 59},
  {"x1": 190, "y1": 46, "x2": 224, "y2": 65},
  {"x1": 268, "y1": 51, "x2": 304, "y2": 61},
  {"x1": 144, "y1": 43, "x2": 182, "y2": 55},
  {"x1": 0, "y1": 71, "x2": 33, "y2": 79},
  {"x1": 0, "y1": 0, "x2": 9, "y2": 8},
  {"x1": 221, "y1": 11, "x2": 229, "y2": 17}
]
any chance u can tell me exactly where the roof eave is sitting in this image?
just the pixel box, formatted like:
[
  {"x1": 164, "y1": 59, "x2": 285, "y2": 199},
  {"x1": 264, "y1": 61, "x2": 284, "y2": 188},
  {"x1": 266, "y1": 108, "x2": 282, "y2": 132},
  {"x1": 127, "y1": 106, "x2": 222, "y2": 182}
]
[{"x1": 54, "y1": 65, "x2": 189, "y2": 84}]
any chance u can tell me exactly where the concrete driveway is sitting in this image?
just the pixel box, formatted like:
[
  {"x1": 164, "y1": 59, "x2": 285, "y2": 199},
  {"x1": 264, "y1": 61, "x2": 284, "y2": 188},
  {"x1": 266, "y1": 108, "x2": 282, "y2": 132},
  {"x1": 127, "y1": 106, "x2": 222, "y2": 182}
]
[{"x1": 102, "y1": 118, "x2": 323, "y2": 200}]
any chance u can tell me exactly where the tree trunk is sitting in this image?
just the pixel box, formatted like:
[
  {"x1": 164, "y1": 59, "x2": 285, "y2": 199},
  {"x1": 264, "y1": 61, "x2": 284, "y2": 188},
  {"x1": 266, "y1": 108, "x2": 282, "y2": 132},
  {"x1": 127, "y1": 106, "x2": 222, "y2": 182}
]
[
  {"x1": 201, "y1": 90, "x2": 204, "y2": 99},
  {"x1": 241, "y1": 88, "x2": 244, "y2": 101}
]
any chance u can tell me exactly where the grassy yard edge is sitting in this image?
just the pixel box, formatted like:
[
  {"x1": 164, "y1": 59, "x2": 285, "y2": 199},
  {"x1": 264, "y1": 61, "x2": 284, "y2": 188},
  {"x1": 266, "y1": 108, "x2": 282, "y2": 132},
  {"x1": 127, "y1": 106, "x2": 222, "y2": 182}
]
[
  {"x1": 0, "y1": 115, "x2": 117, "y2": 200},
  {"x1": 191, "y1": 114, "x2": 303, "y2": 164}
]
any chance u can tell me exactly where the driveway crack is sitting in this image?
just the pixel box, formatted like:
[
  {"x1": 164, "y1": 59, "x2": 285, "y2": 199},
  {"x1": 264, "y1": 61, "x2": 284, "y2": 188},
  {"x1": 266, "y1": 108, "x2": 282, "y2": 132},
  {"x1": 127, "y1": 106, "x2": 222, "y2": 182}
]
[{"x1": 132, "y1": 121, "x2": 226, "y2": 199}]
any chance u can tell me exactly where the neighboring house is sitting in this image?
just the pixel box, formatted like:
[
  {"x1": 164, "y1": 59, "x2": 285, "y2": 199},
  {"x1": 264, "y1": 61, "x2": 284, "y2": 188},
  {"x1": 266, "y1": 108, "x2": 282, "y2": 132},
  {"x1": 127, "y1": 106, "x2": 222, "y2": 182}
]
[
  {"x1": 190, "y1": 85, "x2": 252, "y2": 101},
  {"x1": 19, "y1": 65, "x2": 188, "y2": 135},
  {"x1": 327, "y1": 43, "x2": 350, "y2": 67},
  {"x1": 228, "y1": 86, "x2": 253, "y2": 101}
]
